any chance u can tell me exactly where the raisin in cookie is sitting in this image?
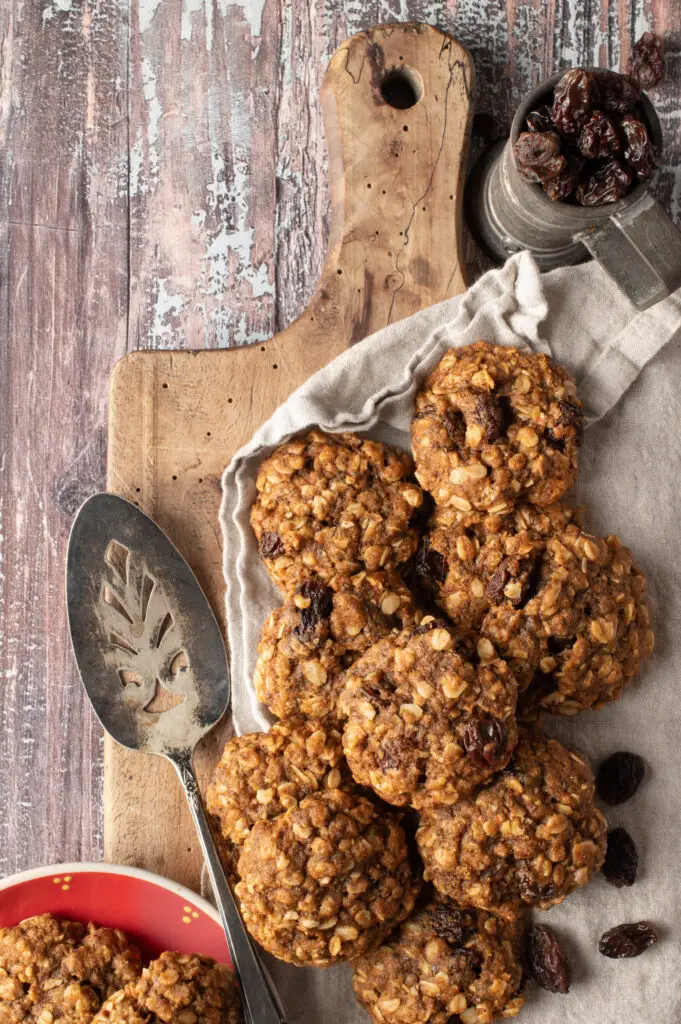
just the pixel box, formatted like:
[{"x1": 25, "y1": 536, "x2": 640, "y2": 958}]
[
  {"x1": 352, "y1": 896, "x2": 524, "y2": 1024},
  {"x1": 414, "y1": 503, "x2": 571, "y2": 630},
  {"x1": 338, "y1": 618, "x2": 518, "y2": 809},
  {"x1": 250, "y1": 430, "x2": 424, "y2": 594},
  {"x1": 254, "y1": 571, "x2": 420, "y2": 720},
  {"x1": 0, "y1": 914, "x2": 141, "y2": 1023},
  {"x1": 206, "y1": 718, "x2": 349, "y2": 848},
  {"x1": 235, "y1": 787, "x2": 419, "y2": 967},
  {"x1": 417, "y1": 730, "x2": 607, "y2": 915},
  {"x1": 94, "y1": 952, "x2": 242, "y2": 1024},
  {"x1": 411, "y1": 343, "x2": 582, "y2": 513}
]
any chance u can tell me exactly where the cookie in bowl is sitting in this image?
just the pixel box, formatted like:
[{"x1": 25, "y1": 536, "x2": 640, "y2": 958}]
[
  {"x1": 411, "y1": 342, "x2": 583, "y2": 513},
  {"x1": 0, "y1": 913, "x2": 142, "y2": 1022},
  {"x1": 417, "y1": 729, "x2": 606, "y2": 915},
  {"x1": 352, "y1": 895, "x2": 524, "y2": 1024},
  {"x1": 338, "y1": 617, "x2": 518, "y2": 809},
  {"x1": 250, "y1": 429, "x2": 424, "y2": 594},
  {"x1": 94, "y1": 951, "x2": 242, "y2": 1024},
  {"x1": 235, "y1": 788, "x2": 420, "y2": 967},
  {"x1": 254, "y1": 570, "x2": 420, "y2": 721}
]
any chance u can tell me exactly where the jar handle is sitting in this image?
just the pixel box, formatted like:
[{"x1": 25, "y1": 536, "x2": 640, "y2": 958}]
[{"x1": 576, "y1": 192, "x2": 681, "y2": 309}]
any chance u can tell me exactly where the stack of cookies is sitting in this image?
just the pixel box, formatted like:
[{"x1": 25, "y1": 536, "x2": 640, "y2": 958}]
[{"x1": 207, "y1": 341, "x2": 654, "y2": 1024}]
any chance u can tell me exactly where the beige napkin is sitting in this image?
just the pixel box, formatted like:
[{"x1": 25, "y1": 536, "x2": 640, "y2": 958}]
[{"x1": 219, "y1": 252, "x2": 681, "y2": 1023}]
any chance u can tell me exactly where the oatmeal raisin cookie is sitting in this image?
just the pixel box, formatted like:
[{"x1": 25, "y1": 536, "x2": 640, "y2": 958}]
[
  {"x1": 206, "y1": 718, "x2": 349, "y2": 848},
  {"x1": 411, "y1": 342, "x2": 582, "y2": 513},
  {"x1": 94, "y1": 951, "x2": 241, "y2": 1024},
  {"x1": 250, "y1": 430, "x2": 424, "y2": 594},
  {"x1": 352, "y1": 896, "x2": 524, "y2": 1024},
  {"x1": 339, "y1": 618, "x2": 518, "y2": 809},
  {"x1": 0, "y1": 914, "x2": 141, "y2": 1023},
  {"x1": 235, "y1": 788, "x2": 420, "y2": 967},
  {"x1": 417, "y1": 730, "x2": 607, "y2": 914},
  {"x1": 415, "y1": 503, "x2": 654, "y2": 708},
  {"x1": 254, "y1": 571, "x2": 420, "y2": 720},
  {"x1": 516, "y1": 530, "x2": 654, "y2": 714}
]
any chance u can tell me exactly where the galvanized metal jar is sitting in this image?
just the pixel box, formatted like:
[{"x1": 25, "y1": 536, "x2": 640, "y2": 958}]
[{"x1": 467, "y1": 69, "x2": 681, "y2": 309}]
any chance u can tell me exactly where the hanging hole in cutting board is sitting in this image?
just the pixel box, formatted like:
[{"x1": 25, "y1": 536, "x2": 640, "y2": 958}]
[{"x1": 380, "y1": 68, "x2": 423, "y2": 110}]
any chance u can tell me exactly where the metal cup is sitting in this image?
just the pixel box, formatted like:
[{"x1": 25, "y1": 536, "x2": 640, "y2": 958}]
[{"x1": 466, "y1": 69, "x2": 681, "y2": 309}]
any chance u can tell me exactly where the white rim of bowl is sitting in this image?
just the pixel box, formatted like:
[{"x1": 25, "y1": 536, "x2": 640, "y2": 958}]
[{"x1": 0, "y1": 862, "x2": 221, "y2": 927}]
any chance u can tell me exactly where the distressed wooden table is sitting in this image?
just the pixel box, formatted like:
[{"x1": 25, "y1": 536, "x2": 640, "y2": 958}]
[{"x1": 0, "y1": 0, "x2": 679, "y2": 878}]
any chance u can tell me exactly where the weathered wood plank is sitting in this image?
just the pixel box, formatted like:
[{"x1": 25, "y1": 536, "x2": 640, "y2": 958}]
[{"x1": 0, "y1": 0, "x2": 129, "y2": 875}]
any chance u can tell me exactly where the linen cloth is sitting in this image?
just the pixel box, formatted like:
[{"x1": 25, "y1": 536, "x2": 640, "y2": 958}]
[{"x1": 219, "y1": 252, "x2": 681, "y2": 1023}]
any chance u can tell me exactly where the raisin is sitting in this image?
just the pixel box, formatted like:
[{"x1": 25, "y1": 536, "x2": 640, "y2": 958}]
[
  {"x1": 602, "y1": 827, "x2": 638, "y2": 887},
  {"x1": 547, "y1": 635, "x2": 571, "y2": 654},
  {"x1": 621, "y1": 114, "x2": 657, "y2": 180},
  {"x1": 599, "y1": 921, "x2": 657, "y2": 958},
  {"x1": 593, "y1": 70, "x2": 641, "y2": 113},
  {"x1": 627, "y1": 31, "x2": 664, "y2": 90},
  {"x1": 259, "y1": 531, "x2": 284, "y2": 558},
  {"x1": 378, "y1": 741, "x2": 404, "y2": 772},
  {"x1": 526, "y1": 105, "x2": 554, "y2": 133},
  {"x1": 462, "y1": 718, "x2": 506, "y2": 766},
  {"x1": 472, "y1": 390, "x2": 510, "y2": 442},
  {"x1": 578, "y1": 110, "x2": 621, "y2": 159},
  {"x1": 596, "y1": 751, "x2": 645, "y2": 805},
  {"x1": 543, "y1": 167, "x2": 577, "y2": 201},
  {"x1": 428, "y1": 903, "x2": 467, "y2": 945},
  {"x1": 526, "y1": 924, "x2": 572, "y2": 994},
  {"x1": 414, "y1": 538, "x2": 448, "y2": 590},
  {"x1": 552, "y1": 69, "x2": 595, "y2": 134},
  {"x1": 293, "y1": 581, "x2": 333, "y2": 642},
  {"x1": 443, "y1": 408, "x2": 466, "y2": 445},
  {"x1": 575, "y1": 159, "x2": 633, "y2": 206},
  {"x1": 547, "y1": 398, "x2": 584, "y2": 447},
  {"x1": 514, "y1": 131, "x2": 566, "y2": 185},
  {"x1": 516, "y1": 866, "x2": 558, "y2": 903},
  {"x1": 486, "y1": 562, "x2": 509, "y2": 603},
  {"x1": 486, "y1": 553, "x2": 538, "y2": 605}
]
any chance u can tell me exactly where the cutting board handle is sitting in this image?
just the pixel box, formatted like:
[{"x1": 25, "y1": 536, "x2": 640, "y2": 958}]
[{"x1": 303, "y1": 22, "x2": 474, "y2": 341}]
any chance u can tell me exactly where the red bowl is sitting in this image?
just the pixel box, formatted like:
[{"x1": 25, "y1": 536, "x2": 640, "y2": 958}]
[{"x1": 0, "y1": 863, "x2": 230, "y2": 965}]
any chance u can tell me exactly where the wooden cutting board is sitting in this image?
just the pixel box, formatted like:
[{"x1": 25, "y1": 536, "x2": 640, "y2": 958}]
[{"x1": 106, "y1": 22, "x2": 474, "y2": 892}]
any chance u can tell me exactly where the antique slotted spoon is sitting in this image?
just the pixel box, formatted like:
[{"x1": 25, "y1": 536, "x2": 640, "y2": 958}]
[{"x1": 66, "y1": 492, "x2": 285, "y2": 1024}]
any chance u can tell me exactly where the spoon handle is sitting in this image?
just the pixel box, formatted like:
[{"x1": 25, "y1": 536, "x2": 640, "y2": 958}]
[{"x1": 171, "y1": 750, "x2": 287, "y2": 1024}]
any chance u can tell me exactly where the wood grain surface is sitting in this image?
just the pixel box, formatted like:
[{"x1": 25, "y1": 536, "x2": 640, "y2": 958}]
[{"x1": 1, "y1": 0, "x2": 680, "y2": 880}]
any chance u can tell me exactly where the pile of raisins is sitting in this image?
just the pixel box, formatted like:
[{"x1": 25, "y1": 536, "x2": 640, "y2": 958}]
[{"x1": 513, "y1": 33, "x2": 663, "y2": 206}]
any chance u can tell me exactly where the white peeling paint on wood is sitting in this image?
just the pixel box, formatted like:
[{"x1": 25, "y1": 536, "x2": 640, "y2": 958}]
[
  {"x1": 42, "y1": 0, "x2": 73, "y2": 25},
  {"x1": 148, "y1": 278, "x2": 188, "y2": 348},
  {"x1": 220, "y1": 0, "x2": 266, "y2": 40},
  {"x1": 182, "y1": 0, "x2": 213, "y2": 48},
  {"x1": 141, "y1": 56, "x2": 162, "y2": 185},
  {"x1": 139, "y1": 0, "x2": 163, "y2": 34}
]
